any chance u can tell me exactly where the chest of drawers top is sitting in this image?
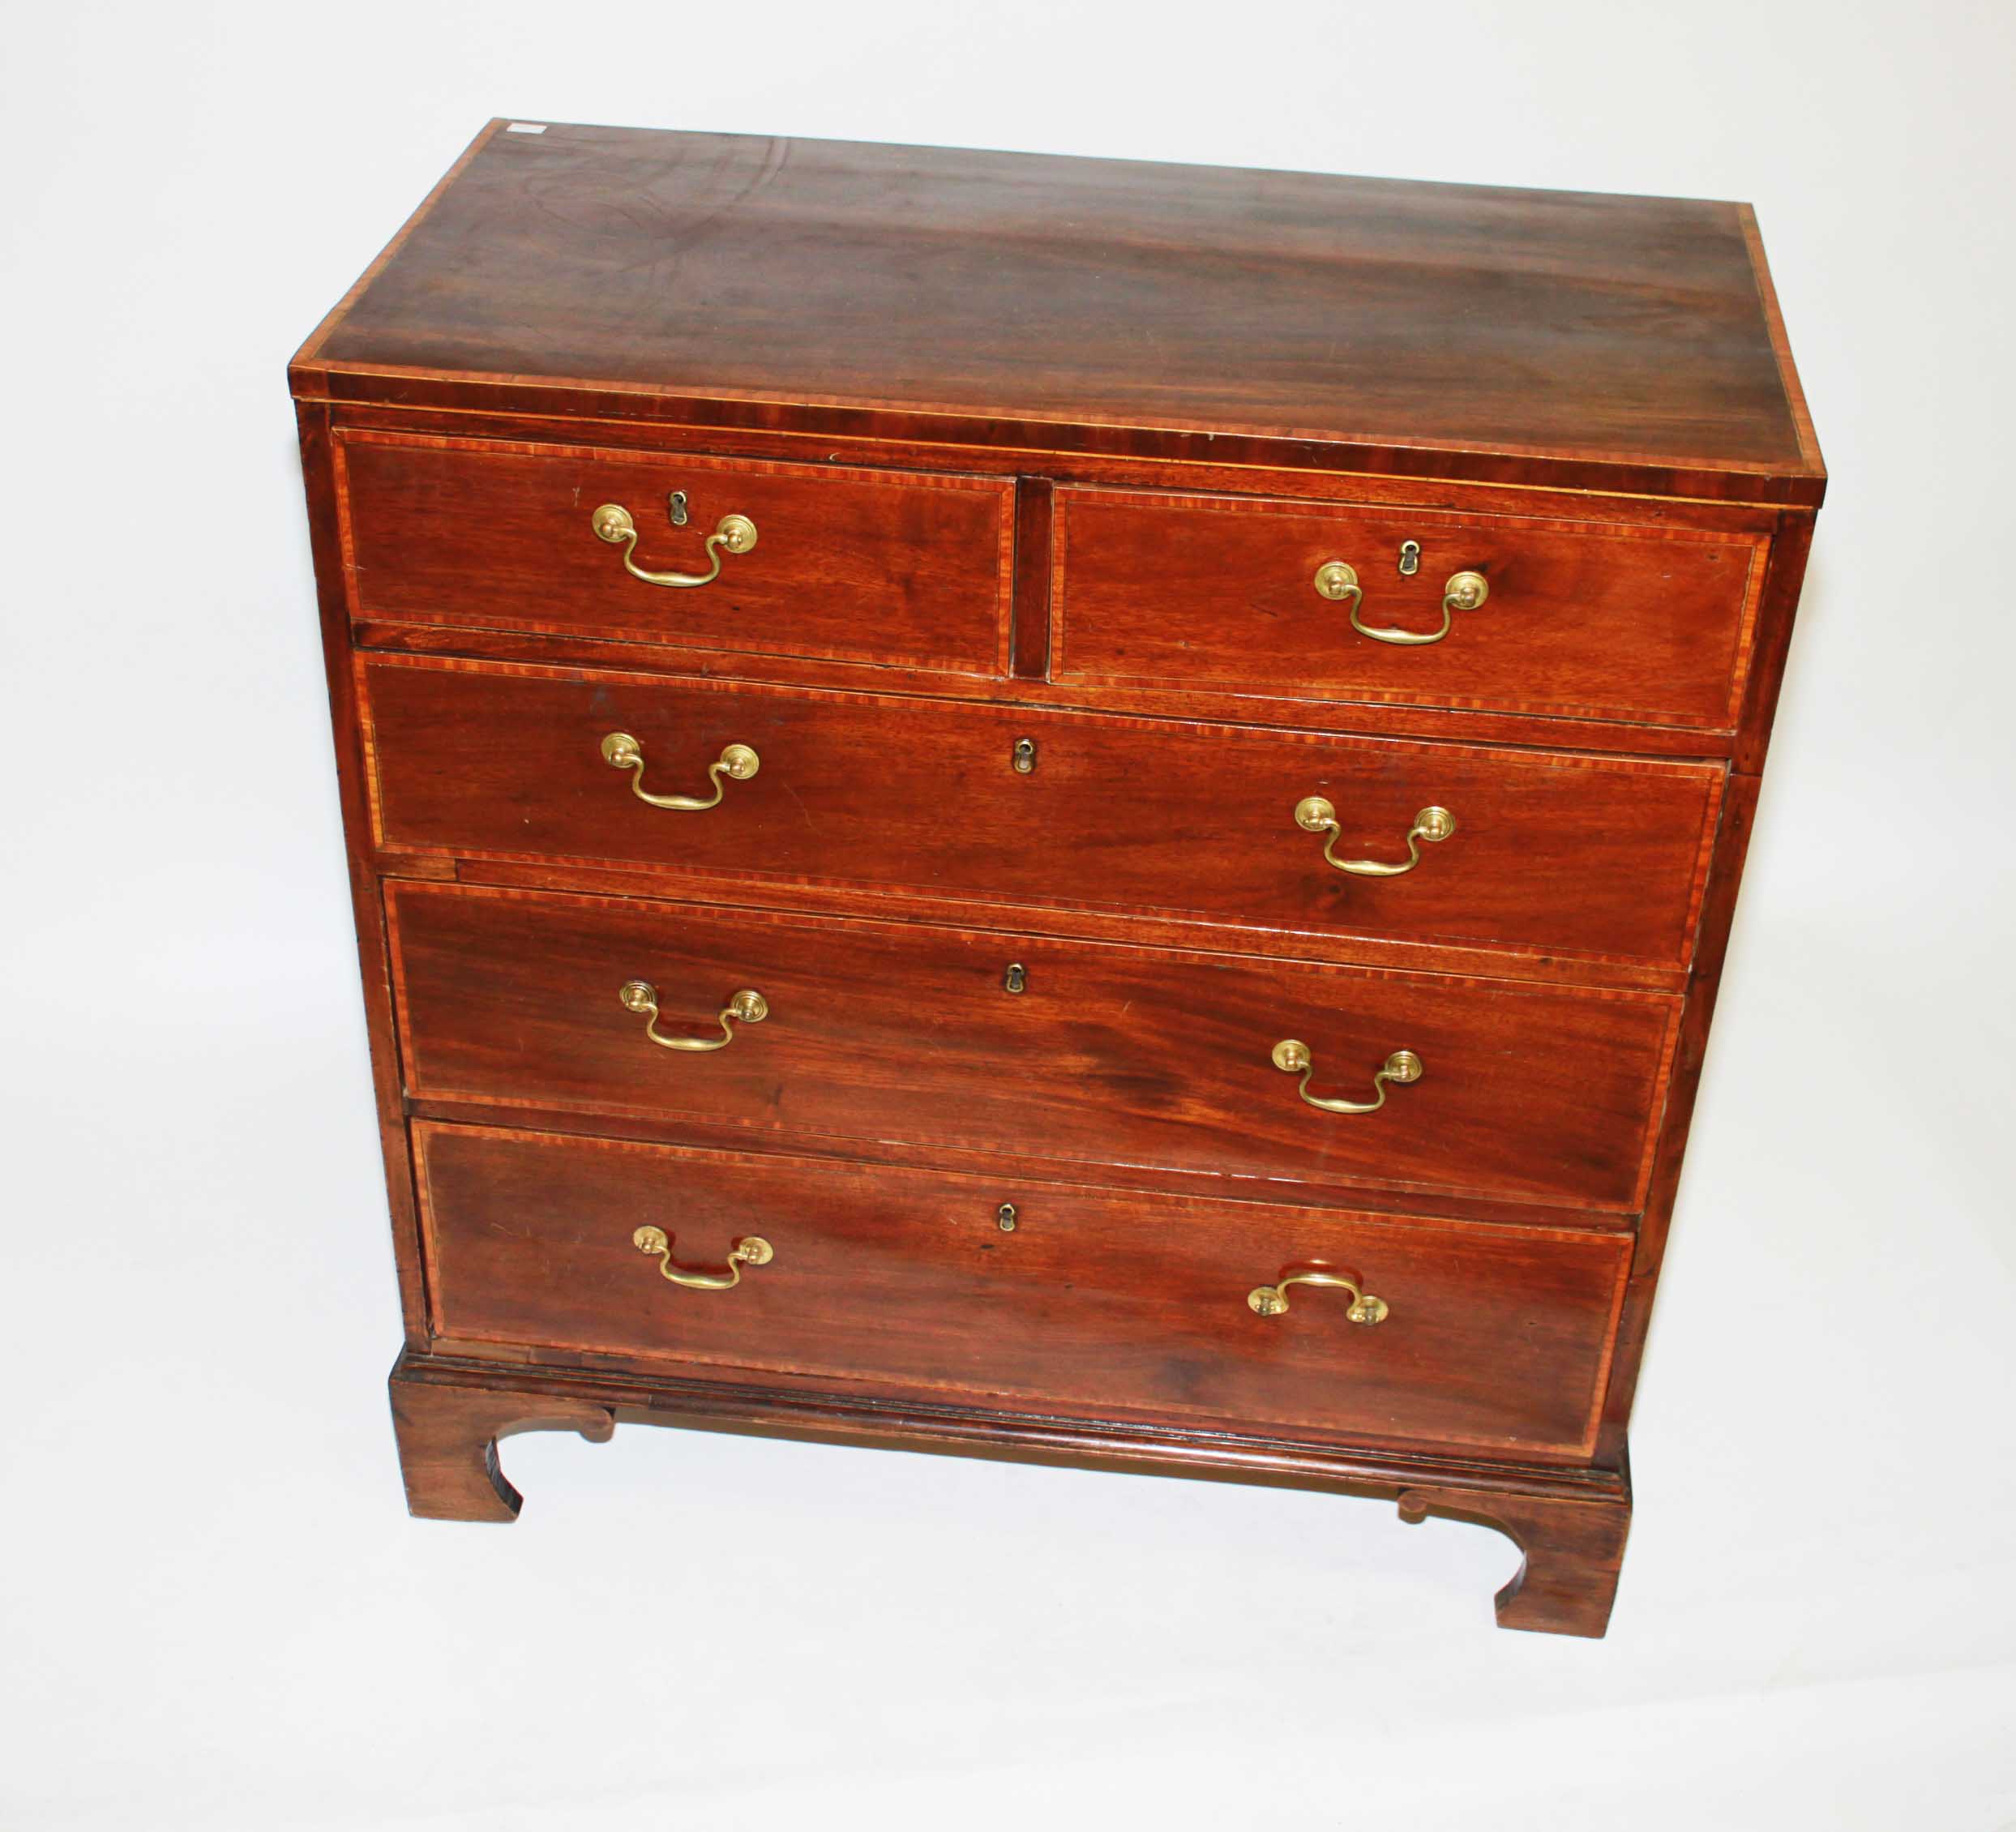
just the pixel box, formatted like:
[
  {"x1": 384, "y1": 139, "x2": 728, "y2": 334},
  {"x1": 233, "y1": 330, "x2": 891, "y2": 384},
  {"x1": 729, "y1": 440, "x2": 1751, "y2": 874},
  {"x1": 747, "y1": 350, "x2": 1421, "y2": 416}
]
[{"x1": 295, "y1": 119, "x2": 1822, "y2": 509}]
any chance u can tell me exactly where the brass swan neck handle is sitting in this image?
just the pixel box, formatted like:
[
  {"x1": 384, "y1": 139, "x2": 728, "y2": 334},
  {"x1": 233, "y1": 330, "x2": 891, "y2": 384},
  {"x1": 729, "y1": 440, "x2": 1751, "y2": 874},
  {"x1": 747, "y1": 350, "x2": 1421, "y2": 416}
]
[
  {"x1": 631, "y1": 1226, "x2": 773, "y2": 1291},
  {"x1": 620, "y1": 980, "x2": 768, "y2": 1052},
  {"x1": 1272, "y1": 1039, "x2": 1423, "y2": 1115},
  {"x1": 1295, "y1": 797, "x2": 1454, "y2": 877},
  {"x1": 591, "y1": 501, "x2": 757, "y2": 589},
  {"x1": 1314, "y1": 561, "x2": 1489, "y2": 647},
  {"x1": 1248, "y1": 1266, "x2": 1389, "y2": 1323},
  {"x1": 601, "y1": 731, "x2": 760, "y2": 811}
]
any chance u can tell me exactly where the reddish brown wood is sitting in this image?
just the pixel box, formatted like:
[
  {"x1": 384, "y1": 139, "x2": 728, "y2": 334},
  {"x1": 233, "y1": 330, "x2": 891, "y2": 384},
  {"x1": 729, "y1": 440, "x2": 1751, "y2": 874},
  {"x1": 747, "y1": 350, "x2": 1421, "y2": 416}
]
[
  {"x1": 416, "y1": 1123, "x2": 1629, "y2": 1457},
  {"x1": 297, "y1": 122, "x2": 1822, "y2": 507},
  {"x1": 360, "y1": 653, "x2": 1724, "y2": 974},
  {"x1": 295, "y1": 403, "x2": 430, "y2": 1347},
  {"x1": 404, "y1": 1090, "x2": 1632, "y2": 1239},
  {"x1": 440, "y1": 850, "x2": 1689, "y2": 997},
  {"x1": 337, "y1": 430, "x2": 1014, "y2": 674},
  {"x1": 388, "y1": 1345, "x2": 1631, "y2": 1631},
  {"x1": 1009, "y1": 477, "x2": 1053, "y2": 679},
  {"x1": 357, "y1": 611, "x2": 1758, "y2": 765},
  {"x1": 294, "y1": 123, "x2": 1823, "y2": 1635},
  {"x1": 1054, "y1": 486, "x2": 1767, "y2": 731},
  {"x1": 1398, "y1": 1481, "x2": 1631, "y2": 1637},
  {"x1": 328, "y1": 392, "x2": 1796, "y2": 764},
  {"x1": 292, "y1": 119, "x2": 507, "y2": 396},
  {"x1": 388, "y1": 880, "x2": 1678, "y2": 1213},
  {"x1": 1733, "y1": 512, "x2": 1819, "y2": 775},
  {"x1": 314, "y1": 369, "x2": 1817, "y2": 508},
  {"x1": 389, "y1": 1354, "x2": 614, "y2": 1520},
  {"x1": 1596, "y1": 770, "x2": 1763, "y2": 1459},
  {"x1": 1738, "y1": 205, "x2": 1826, "y2": 483},
  {"x1": 327, "y1": 396, "x2": 1786, "y2": 534}
]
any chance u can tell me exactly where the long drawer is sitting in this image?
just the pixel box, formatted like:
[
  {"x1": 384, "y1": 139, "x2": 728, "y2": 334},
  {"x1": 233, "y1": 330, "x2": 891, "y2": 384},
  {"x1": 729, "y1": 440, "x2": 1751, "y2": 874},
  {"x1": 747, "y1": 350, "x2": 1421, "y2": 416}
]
[
  {"x1": 336, "y1": 431, "x2": 1016, "y2": 674},
  {"x1": 416, "y1": 1123, "x2": 1633, "y2": 1457},
  {"x1": 1052, "y1": 485, "x2": 1770, "y2": 730},
  {"x1": 361, "y1": 654, "x2": 1723, "y2": 973},
  {"x1": 387, "y1": 882, "x2": 1680, "y2": 1213}
]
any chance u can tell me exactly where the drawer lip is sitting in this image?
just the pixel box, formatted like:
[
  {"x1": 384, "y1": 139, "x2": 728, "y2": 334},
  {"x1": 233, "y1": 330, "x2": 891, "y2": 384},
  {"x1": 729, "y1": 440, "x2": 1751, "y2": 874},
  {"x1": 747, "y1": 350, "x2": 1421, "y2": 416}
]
[
  {"x1": 356, "y1": 650, "x2": 1728, "y2": 978},
  {"x1": 404, "y1": 1094, "x2": 1641, "y2": 1237},
  {"x1": 385, "y1": 878, "x2": 1685, "y2": 1217},
  {"x1": 1050, "y1": 482, "x2": 1772, "y2": 732},
  {"x1": 332, "y1": 426, "x2": 1018, "y2": 677},
  {"x1": 436, "y1": 858, "x2": 1695, "y2": 999},
  {"x1": 299, "y1": 362, "x2": 1829, "y2": 510},
  {"x1": 413, "y1": 1119, "x2": 1636, "y2": 1461}
]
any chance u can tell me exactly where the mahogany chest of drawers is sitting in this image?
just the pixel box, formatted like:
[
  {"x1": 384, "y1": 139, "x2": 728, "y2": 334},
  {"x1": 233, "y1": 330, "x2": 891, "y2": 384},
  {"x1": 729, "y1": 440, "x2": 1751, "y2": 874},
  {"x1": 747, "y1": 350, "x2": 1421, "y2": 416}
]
[{"x1": 292, "y1": 120, "x2": 1822, "y2": 1636}]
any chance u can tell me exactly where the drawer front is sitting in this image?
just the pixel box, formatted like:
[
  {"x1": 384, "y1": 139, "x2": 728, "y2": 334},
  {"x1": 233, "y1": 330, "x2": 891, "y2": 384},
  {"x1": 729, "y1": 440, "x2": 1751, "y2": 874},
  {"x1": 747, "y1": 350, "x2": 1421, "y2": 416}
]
[
  {"x1": 336, "y1": 432, "x2": 1015, "y2": 674},
  {"x1": 389, "y1": 883, "x2": 1679, "y2": 1212},
  {"x1": 1053, "y1": 486, "x2": 1768, "y2": 730},
  {"x1": 416, "y1": 1123, "x2": 1632, "y2": 1457},
  {"x1": 362, "y1": 655, "x2": 1723, "y2": 972}
]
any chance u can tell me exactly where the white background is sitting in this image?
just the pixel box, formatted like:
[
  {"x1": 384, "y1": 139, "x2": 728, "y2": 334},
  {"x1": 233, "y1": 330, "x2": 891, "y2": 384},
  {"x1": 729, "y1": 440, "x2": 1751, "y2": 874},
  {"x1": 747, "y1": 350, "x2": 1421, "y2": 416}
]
[{"x1": 4, "y1": 2, "x2": 2013, "y2": 1826}]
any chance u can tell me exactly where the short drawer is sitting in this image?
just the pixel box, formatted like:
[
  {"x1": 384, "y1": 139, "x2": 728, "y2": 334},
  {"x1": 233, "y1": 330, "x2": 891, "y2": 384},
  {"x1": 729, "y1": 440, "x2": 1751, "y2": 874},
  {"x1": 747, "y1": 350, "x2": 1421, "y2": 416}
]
[
  {"x1": 361, "y1": 655, "x2": 1724, "y2": 974},
  {"x1": 336, "y1": 431, "x2": 1014, "y2": 674},
  {"x1": 388, "y1": 882, "x2": 1680, "y2": 1213},
  {"x1": 1052, "y1": 486, "x2": 1769, "y2": 730},
  {"x1": 416, "y1": 1123, "x2": 1633, "y2": 1458}
]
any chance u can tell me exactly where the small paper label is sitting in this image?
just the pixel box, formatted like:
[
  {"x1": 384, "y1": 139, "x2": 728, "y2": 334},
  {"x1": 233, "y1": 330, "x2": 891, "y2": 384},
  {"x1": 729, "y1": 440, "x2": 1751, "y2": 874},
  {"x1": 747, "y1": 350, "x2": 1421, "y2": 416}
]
[{"x1": 506, "y1": 122, "x2": 547, "y2": 134}]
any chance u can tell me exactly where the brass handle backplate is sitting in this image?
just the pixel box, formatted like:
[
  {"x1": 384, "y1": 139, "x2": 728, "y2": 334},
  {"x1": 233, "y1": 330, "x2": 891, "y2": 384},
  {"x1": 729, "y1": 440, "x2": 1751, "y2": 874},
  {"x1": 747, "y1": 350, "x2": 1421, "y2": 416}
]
[
  {"x1": 1272, "y1": 1038, "x2": 1423, "y2": 1115},
  {"x1": 1295, "y1": 796, "x2": 1454, "y2": 877},
  {"x1": 631, "y1": 1226, "x2": 773, "y2": 1291},
  {"x1": 601, "y1": 730, "x2": 760, "y2": 811},
  {"x1": 620, "y1": 979, "x2": 768, "y2": 1052},
  {"x1": 591, "y1": 501, "x2": 758, "y2": 589},
  {"x1": 1248, "y1": 1266, "x2": 1389, "y2": 1323},
  {"x1": 1314, "y1": 560, "x2": 1489, "y2": 647}
]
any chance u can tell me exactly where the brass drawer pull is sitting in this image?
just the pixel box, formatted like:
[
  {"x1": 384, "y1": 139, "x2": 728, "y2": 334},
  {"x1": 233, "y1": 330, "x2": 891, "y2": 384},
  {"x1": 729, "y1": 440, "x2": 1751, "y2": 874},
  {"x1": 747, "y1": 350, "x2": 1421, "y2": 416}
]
[
  {"x1": 631, "y1": 1226, "x2": 773, "y2": 1291},
  {"x1": 1314, "y1": 561, "x2": 1489, "y2": 647},
  {"x1": 1272, "y1": 1039, "x2": 1422, "y2": 1114},
  {"x1": 620, "y1": 979, "x2": 768, "y2": 1051},
  {"x1": 1295, "y1": 796, "x2": 1454, "y2": 876},
  {"x1": 1248, "y1": 1266, "x2": 1389, "y2": 1323},
  {"x1": 590, "y1": 500, "x2": 758, "y2": 589},
  {"x1": 601, "y1": 731, "x2": 760, "y2": 811}
]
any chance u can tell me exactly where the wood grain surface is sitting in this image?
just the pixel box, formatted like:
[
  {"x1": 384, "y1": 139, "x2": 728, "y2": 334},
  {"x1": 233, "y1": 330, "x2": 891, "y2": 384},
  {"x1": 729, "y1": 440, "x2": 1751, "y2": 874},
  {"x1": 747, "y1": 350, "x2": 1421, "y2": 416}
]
[
  {"x1": 291, "y1": 121, "x2": 1824, "y2": 1635},
  {"x1": 386, "y1": 1345, "x2": 1633, "y2": 1633},
  {"x1": 415, "y1": 1123, "x2": 1632, "y2": 1457},
  {"x1": 360, "y1": 653, "x2": 1724, "y2": 972},
  {"x1": 387, "y1": 880, "x2": 1680, "y2": 1213},
  {"x1": 339, "y1": 430, "x2": 1014, "y2": 674},
  {"x1": 1053, "y1": 485, "x2": 1767, "y2": 730},
  {"x1": 299, "y1": 122, "x2": 1822, "y2": 504}
]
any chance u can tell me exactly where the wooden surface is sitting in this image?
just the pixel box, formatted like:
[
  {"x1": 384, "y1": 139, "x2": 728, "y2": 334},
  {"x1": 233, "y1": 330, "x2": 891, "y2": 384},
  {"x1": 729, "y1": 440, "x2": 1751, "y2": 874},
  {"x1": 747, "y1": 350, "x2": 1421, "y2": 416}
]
[
  {"x1": 1396, "y1": 1482, "x2": 1631, "y2": 1637},
  {"x1": 339, "y1": 430, "x2": 1014, "y2": 674},
  {"x1": 297, "y1": 121, "x2": 1822, "y2": 506},
  {"x1": 389, "y1": 1357, "x2": 614, "y2": 1521},
  {"x1": 293, "y1": 122, "x2": 1824, "y2": 1637},
  {"x1": 360, "y1": 653, "x2": 1724, "y2": 973},
  {"x1": 389, "y1": 1346, "x2": 1633, "y2": 1636},
  {"x1": 415, "y1": 1124, "x2": 1631, "y2": 1457},
  {"x1": 387, "y1": 880, "x2": 1679, "y2": 1213},
  {"x1": 296, "y1": 402, "x2": 432, "y2": 1349},
  {"x1": 339, "y1": 402, "x2": 1796, "y2": 766},
  {"x1": 1053, "y1": 486, "x2": 1767, "y2": 730}
]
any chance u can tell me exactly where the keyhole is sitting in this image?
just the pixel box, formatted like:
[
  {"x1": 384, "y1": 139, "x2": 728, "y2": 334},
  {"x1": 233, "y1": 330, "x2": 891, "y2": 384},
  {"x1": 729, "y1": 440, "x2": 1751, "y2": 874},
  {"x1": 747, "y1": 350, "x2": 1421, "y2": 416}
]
[
  {"x1": 1398, "y1": 539, "x2": 1421, "y2": 576},
  {"x1": 667, "y1": 490, "x2": 689, "y2": 527},
  {"x1": 1003, "y1": 963, "x2": 1026, "y2": 994}
]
